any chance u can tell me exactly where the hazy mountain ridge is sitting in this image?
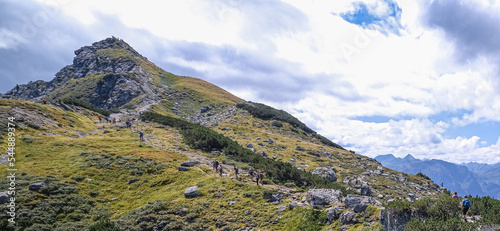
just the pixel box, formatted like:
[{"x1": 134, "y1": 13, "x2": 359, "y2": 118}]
[{"x1": 375, "y1": 154, "x2": 500, "y2": 199}]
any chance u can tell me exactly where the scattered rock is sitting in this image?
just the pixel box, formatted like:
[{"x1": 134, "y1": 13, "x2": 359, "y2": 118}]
[
  {"x1": 181, "y1": 160, "x2": 200, "y2": 167},
  {"x1": 260, "y1": 152, "x2": 268, "y2": 158},
  {"x1": 312, "y1": 166, "x2": 337, "y2": 182},
  {"x1": 229, "y1": 201, "x2": 236, "y2": 206},
  {"x1": 289, "y1": 202, "x2": 297, "y2": 210},
  {"x1": 29, "y1": 182, "x2": 48, "y2": 192},
  {"x1": 296, "y1": 146, "x2": 306, "y2": 151},
  {"x1": 247, "y1": 143, "x2": 253, "y2": 148},
  {"x1": 290, "y1": 158, "x2": 296, "y2": 163},
  {"x1": 127, "y1": 179, "x2": 139, "y2": 184},
  {"x1": 221, "y1": 127, "x2": 231, "y2": 131},
  {"x1": 184, "y1": 186, "x2": 199, "y2": 198},
  {"x1": 215, "y1": 191, "x2": 223, "y2": 198},
  {"x1": 277, "y1": 205, "x2": 286, "y2": 213},
  {"x1": 200, "y1": 106, "x2": 210, "y2": 113},
  {"x1": 178, "y1": 166, "x2": 190, "y2": 171},
  {"x1": 137, "y1": 216, "x2": 152, "y2": 224},
  {"x1": 263, "y1": 192, "x2": 285, "y2": 204},
  {"x1": 0, "y1": 191, "x2": 12, "y2": 204},
  {"x1": 263, "y1": 139, "x2": 275, "y2": 144}
]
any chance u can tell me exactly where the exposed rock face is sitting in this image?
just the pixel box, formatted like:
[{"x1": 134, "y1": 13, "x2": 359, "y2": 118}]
[
  {"x1": 340, "y1": 210, "x2": 356, "y2": 224},
  {"x1": 379, "y1": 207, "x2": 426, "y2": 231},
  {"x1": 2, "y1": 37, "x2": 165, "y2": 110},
  {"x1": 327, "y1": 206, "x2": 344, "y2": 222},
  {"x1": 308, "y1": 189, "x2": 343, "y2": 206},
  {"x1": 312, "y1": 166, "x2": 337, "y2": 182}
]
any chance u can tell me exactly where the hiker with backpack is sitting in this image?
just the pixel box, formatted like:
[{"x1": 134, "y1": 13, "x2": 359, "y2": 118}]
[
  {"x1": 234, "y1": 166, "x2": 239, "y2": 179},
  {"x1": 452, "y1": 192, "x2": 459, "y2": 199},
  {"x1": 249, "y1": 168, "x2": 254, "y2": 177},
  {"x1": 256, "y1": 172, "x2": 264, "y2": 186},
  {"x1": 139, "y1": 131, "x2": 144, "y2": 142},
  {"x1": 219, "y1": 165, "x2": 223, "y2": 177},
  {"x1": 462, "y1": 195, "x2": 471, "y2": 221},
  {"x1": 213, "y1": 160, "x2": 219, "y2": 171}
]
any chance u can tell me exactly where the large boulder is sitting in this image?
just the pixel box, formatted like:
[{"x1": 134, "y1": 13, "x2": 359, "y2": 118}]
[
  {"x1": 29, "y1": 182, "x2": 48, "y2": 192},
  {"x1": 181, "y1": 161, "x2": 200, "y2": 167},
  {"x1": 312, "y1": 166, "x2": 337, "y2": 182},
  {"x1": 184, "y1": 186, "x2": 199, "y2": 198},
  {"x1": 308, "y1": 189, "x2": 342, "y2": 206},
  {"x1": 343, "y1": 194, "x2": 382, "y2": 213}
]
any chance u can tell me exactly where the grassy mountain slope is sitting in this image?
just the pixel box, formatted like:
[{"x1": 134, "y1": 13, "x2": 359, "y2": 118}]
[{"x1": 0, "y1": 98, "x2": 443, "y2": 230}]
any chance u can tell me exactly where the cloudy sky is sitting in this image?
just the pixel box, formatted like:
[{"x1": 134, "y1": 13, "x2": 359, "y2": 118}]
[{"x1": 1, "y1": 0, "x2": 500, "y2": 164}]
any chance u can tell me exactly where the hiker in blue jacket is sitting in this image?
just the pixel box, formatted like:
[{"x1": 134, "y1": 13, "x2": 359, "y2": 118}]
[{"x1": 462, "y1": 195, "x2": 471, "y2": 221}]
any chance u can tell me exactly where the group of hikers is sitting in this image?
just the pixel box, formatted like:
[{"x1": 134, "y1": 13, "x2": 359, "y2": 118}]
[
  {"x1": 98, "y1": 115, "x2": 136, "y2": 128},
  {"x1": 212, "y1": 160, "x2": 264, "y2": 185},
  {"x1": 96, "y1": 115, "x2": 144, "y2": 142},
  {"x1": 452, "y1": 192, "x2": 472, "y2": 221}
]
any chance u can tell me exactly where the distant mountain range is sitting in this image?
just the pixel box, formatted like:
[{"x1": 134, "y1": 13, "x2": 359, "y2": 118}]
[{"x1": 375, "y1": 154, "x2": 500, "y2": 199}]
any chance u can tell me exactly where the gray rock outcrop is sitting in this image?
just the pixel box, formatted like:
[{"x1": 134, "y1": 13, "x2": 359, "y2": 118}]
[
  {"x1": 312, "y1": 166, "x2": 337, "y2": 182},
  {"x1": 344, "y1": 194, "x2": 382, "y2": 213},
  {"x1": 308, "y1": 189, "x2": 342, "y2": 206},
  {"x1": 340, "y1": 210, "x2": 356, "y2": 224}
]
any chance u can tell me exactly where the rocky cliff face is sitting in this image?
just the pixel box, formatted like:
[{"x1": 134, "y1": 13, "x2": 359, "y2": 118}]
[{"x1": 2, "y1": 37, "x2": 166, "y2": 110}]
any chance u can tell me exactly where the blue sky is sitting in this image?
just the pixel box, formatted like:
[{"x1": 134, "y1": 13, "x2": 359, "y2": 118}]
[{"x1": 1, "y1": 0, "x2": 500, "y2": 164}]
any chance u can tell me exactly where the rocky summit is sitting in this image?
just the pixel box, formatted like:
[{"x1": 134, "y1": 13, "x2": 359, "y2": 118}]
[
  {"x1": 1, "y1": 38, "x2": 499, "y2": 231},
  {"x1": 3, "y1": 37, "x2": 167, "y2": 110}
]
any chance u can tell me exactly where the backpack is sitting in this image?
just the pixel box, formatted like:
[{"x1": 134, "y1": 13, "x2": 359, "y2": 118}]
[
  {"x1": 463, "y1": 199, "x2": 471, "y2": 208},
  {"x1": 259, "y1": 173, "x2": 264, "y2": 179}
]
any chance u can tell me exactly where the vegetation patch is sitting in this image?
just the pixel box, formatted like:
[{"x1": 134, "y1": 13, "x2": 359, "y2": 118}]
[{"x1": 236, "y1": 102, "x2": 344, "y2": 149}]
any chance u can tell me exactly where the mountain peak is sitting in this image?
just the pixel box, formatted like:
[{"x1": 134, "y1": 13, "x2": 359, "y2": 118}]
[
  {"x1": 2, "y1": 37, "x2": 164, "y2": 108},
  {"x1": 71, "y1": 37, "x2": 146, "y2": 79},
  {"x1": 404, "y1": 154, "x2": 415, "y2": 160}
]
